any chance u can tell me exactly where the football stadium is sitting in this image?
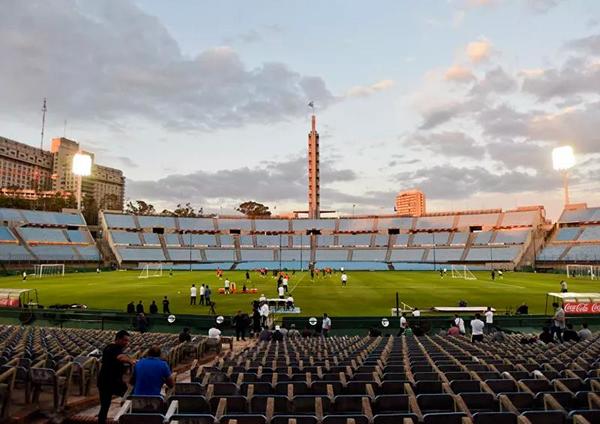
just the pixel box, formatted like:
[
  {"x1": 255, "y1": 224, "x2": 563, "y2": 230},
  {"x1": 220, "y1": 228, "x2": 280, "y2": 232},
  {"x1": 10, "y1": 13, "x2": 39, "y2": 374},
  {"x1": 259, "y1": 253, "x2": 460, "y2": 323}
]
[{"x1": 1, "y1": 2, "x2": 600, "y2": 424}]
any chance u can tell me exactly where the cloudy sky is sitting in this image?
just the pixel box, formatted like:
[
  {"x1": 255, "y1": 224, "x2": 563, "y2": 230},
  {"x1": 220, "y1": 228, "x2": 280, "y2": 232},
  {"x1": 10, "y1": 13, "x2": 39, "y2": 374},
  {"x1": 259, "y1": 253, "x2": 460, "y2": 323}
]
[{"x1": 1, "y1": 0, "x2": 599, "y2": 218}]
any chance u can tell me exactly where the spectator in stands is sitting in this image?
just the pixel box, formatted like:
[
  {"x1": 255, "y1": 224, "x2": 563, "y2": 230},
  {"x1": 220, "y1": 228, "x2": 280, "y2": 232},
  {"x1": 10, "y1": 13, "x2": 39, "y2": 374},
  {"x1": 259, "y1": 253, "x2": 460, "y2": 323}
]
[
  {"x1": 162, "y1": 296, "x2": 170, "y2": 314},
  {"x1": 516, "y1": 302, "x2": 529, "y2": 315},
  {"x1": 560, "y1": 280, "x2": 568, "y2": 293},
  {"x1": 179, "y1": 327, "x2": 192, "y2": 343},
  {"x1": 447, "y1": 322, "x2": 460, "y2": 336},
  {"x1": 259, "y1": 301, "x2": 270, "y2": 328},
  {"x1": 252, "y1": 304, "x2": 261, "y2": 337},
  {"x1": 563, "y1": 323, "x2": 580, "y2": 342},
  {"x1": 322, "y1": 313, "x2": 332, "y2": 337},
  {"x1": 470, "y1": 313, "x2": 485, "y2": 343},
  {"x1": 232, "y1": 310, "x2": 247, "y2": 341},
  {"x1": 204, "y1": 285, "x2": 212, "y2": 305},
  {"x1": 272, "y1": 325, "x2": 284, "y2": 341},
  {"x1": 454, "y1": 314, "x2": 466, "y2": 335},
  {"x1": 484, "y1": 307, "x2": 494, "y2": 333},
  {"x1": 132, "y1": 346, "x2": 174, "y2": 396},
  {"x1": 279, "y1": 324, "x2": 288, "y2": 338},
  {"x1": 206, "y1": 326, "x2": 222, "y2": 353},
  {"x1": 578, "y1": 323, "x2": 592, "y2": 340},
  {"x1": 288, "y1": 324, "x2": 300, "y2": 338},
  {"x1": 200, "y1": 284, "x2": 206, "y2": 305},
  {"x1": 190, "y1": 284, "x2": 197, "y2": 305},
  {"x1": 539, "y1": 326, "x2": 554, "y2": 344},
  {"x1": 259, "y1": 293, "x2": 267, "y2": 302},
  {"x1": 369, "y1": 327, "x2": 382, "y2": 337},
  {"x1": 136, "y1": 301, "x2": 144, "y2": 314},
  {"x1": 259, "y1": 327, "x2": 273, "y2": 341},
  {"x1": 302, "y1": 325, "x2": 313, "y2": 338},
  {"x1": 551, "y1": 302, "x2": 566, "y2": 342},
  {"x1": 149, "y1": 300, "x2": 158, "y2": 314},
  {"x1": 278, "y1": 284, "x2": 285, "y2": 299},
  {"x1": 398, "y1": 313, "x2": 408, "y2": 335},
  {"x1": 126, "y1": 301, "x2": 135, "y2": 314},
  {"x1": 136, "y1": 313, "x2": 149, "y2": 333},
  {"x1": 97, "y1": 330, "x2": 136, "y2": 424},
  {"x1": 412, "y1": 307, "x2": 421, "y2": 318}
]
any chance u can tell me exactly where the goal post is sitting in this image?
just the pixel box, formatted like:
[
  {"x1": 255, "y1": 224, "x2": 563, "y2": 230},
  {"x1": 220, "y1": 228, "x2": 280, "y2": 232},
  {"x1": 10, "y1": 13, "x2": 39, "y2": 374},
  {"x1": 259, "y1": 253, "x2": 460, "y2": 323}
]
[
  {"x1": 567, "y1": 264, "x2": 598, "y2": 280},
  {"x1": 34, "y1": 264, "x2": 65, "y2": 278},
  {"x1": 451, "y1": 265, "x2": 477, "y2": 280},
  {"x1": 138, "y1": 262, "x2": 164, "y2": 279}
]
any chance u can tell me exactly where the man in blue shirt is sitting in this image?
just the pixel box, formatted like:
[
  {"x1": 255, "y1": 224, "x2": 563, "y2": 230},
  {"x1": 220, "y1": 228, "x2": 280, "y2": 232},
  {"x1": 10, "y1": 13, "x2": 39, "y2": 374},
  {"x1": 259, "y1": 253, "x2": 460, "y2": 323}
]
[{"x1": 132, "y1": 346, "x2": 174, "y2": 396}]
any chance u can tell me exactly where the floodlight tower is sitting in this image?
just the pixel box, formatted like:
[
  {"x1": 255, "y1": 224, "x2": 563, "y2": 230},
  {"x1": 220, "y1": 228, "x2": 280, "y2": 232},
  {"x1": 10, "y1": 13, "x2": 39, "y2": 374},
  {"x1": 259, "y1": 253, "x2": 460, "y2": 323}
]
[
  {"x1": 307, "y1": 102, "x2": 320, "y2": 219},
  {"x1": 552, "y1": 146, "x2": 575, "y2": 206},
  {"x1": 72, "y1": 152, "x2": 92, "y2": 211}
]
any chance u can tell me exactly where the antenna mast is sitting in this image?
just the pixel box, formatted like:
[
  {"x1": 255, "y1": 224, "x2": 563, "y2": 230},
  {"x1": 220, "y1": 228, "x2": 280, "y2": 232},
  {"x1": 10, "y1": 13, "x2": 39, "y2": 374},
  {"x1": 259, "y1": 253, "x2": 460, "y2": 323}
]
[{"x1": 40, "y1": 98, "x2": 47, "y2": 150}]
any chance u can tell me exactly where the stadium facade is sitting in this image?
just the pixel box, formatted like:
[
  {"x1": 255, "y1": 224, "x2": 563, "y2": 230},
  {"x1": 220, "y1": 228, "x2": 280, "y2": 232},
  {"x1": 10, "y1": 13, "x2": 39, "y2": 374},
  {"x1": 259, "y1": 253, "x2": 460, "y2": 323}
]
[{"x1": 1, "y1": 203, "x2": 599, "y2": 271}]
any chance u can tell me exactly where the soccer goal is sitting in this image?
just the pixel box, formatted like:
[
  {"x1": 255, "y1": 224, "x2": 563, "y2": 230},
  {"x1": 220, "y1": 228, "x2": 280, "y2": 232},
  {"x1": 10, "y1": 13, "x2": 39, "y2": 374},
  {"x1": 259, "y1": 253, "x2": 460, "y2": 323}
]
[
  {"x1": 138, "y1": 262, "x2": 163, "y2": 279},
  {"x1": 34, "y1": 264, "x2": 65, "y2": 278},
  {"x1": 451, "y1": 265, "x2": 477, "y2": 280},
  {"x1": 567, "y1": 264, "x2": 599, "y2": 280}
]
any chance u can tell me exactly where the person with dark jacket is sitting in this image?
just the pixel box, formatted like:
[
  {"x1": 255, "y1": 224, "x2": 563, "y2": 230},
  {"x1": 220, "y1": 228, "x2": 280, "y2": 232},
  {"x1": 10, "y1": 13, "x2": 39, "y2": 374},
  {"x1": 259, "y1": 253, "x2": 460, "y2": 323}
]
[
  {"x1": 272, "y1": 326, "x2": 284, "y2": 342},
  {"x1": 136, "y1": 313, "x2": 149, "y2": 333},
  {"x1": 563, "y1": 323, "x2": 580, "y2": 342},
  {"x1": 252, "y1": 306, "x2": 261, "y2": 337},
  {"x1": 97, "y1": 330, "x2": 135, "y2": 424},
  {"x1": 179, "y1": 328, "x2": 192, "y2": 343},
  {"x1": 539, "y1": 327, "x2": 554, "y2": 344},
  {"x1": 162, "y1": 296, "x2": 170, "y2": 314},
  {"x1": 232, "y1": 310, "x2": 247, "y2": 341},
  {"x1": 127, "y1": 301, "x2": 135, "y2": 314},
  {"x1": 136, "y1": 301, "x2": 144, "y2": 314},
  {"x1": 149, "y1": 301, "x2": 158, "y2": 314}
]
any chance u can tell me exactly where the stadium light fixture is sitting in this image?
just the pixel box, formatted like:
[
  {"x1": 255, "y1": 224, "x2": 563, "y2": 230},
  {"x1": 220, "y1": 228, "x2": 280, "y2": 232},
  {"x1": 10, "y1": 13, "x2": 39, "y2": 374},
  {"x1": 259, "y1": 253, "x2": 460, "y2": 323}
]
[
  {"x1": 72, "y1": 152, "x2": 92, "y2": 211},
  {"x1": 552, "y1": 146, "x2": 575, "y2": 206}
]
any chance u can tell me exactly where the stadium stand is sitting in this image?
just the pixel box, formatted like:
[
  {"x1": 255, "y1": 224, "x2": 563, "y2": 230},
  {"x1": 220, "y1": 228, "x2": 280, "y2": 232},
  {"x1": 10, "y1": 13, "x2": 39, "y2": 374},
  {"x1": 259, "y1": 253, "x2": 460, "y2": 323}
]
[
  {"x1": 537, "y1": 205, "x2": 600, "y2": 265},
  {"x1": 0, "y1": 207, "x2": 99, "y2": 263},
  {"x1": 100, "y1": 208, "x2": 543, "y2": 270},
  {"x1": 0, "y1": 324, "x2": 203, "y2": 420},
  {"x1": 109, "y1": 332, "x2": 600, "y2": 424}
]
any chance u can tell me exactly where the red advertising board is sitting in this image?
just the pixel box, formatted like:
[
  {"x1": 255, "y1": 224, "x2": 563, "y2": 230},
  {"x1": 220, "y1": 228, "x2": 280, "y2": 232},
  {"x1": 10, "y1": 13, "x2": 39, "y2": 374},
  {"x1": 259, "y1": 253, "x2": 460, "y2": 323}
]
[
  {"x1": 0, "y1": 297, "x2": 20, "y2": 308},
  {"x1": 564, "y1": 302, "x2": 600, "y2": 314}
]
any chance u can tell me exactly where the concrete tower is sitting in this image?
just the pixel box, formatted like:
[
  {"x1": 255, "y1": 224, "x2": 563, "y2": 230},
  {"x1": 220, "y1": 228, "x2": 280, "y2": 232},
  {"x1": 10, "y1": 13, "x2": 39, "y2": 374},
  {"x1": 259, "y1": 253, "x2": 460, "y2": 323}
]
[{"x1": 308, "y1": 113, "x2": 320, "y2": 219}]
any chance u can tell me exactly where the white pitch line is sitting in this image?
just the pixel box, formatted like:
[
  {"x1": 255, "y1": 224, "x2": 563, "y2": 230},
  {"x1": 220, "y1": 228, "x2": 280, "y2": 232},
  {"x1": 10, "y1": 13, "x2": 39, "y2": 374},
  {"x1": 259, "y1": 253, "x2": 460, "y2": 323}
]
[
  {"x1": 288, "y1": 273, "x2": 307, "y2": 294},
  {"x1": 486, "y1": 281, "x2": 527, "y2": 289}
]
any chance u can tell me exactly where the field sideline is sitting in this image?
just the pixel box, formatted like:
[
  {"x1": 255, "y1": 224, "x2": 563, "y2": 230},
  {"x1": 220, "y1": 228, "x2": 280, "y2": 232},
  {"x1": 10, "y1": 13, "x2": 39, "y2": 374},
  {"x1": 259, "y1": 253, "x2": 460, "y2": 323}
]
[{"x1": 0, "y1": 270, "x2": 594, "y2": 317}]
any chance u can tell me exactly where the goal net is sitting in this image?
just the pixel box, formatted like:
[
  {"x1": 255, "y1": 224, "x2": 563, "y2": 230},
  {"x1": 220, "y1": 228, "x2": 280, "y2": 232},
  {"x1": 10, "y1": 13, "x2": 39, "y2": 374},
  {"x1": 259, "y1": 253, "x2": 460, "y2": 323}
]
[
  {"x1": 567, "y1": 264, "x2": 599, "y2": 280},
  {"x1": 451, "y1": 265, "x2": 477, "y2": 280},
  {"x1": 34, "y1": 264, "x2": 65, "y2": 278},
  {"x1": 138, "y1": 262, "x2": 163, "y2": 279}
]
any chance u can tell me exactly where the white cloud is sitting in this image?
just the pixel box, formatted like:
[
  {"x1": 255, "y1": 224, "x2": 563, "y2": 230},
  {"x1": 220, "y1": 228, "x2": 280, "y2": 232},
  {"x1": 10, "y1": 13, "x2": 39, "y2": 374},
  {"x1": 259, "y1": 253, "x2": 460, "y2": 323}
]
[
  {"x1": 444, "y1": 65, "x2": 476, "y2": 83},
  {"x1": 345, "y1": 79, "x2": 395, "y2": 98},
  {"x1": 466, "y1": 38, "x2": 493, "y2": 63}
]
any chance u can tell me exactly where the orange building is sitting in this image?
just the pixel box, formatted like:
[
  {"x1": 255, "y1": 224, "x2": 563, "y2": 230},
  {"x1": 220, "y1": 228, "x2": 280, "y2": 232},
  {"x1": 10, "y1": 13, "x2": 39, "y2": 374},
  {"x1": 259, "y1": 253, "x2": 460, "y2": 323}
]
[{"x1": 395, "y1": 189, "x2": 426, "y2": 217}]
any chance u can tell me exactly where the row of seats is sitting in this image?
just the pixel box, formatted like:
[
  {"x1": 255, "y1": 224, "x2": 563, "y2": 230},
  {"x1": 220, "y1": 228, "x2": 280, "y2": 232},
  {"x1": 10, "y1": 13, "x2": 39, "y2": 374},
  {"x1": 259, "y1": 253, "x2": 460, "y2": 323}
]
[
  {"x1": 117, "y1": 332, "x2": 600, "y2": 424},
  {"x1": 0, "y1": 325, "x2": 196, "y2": 418},
  {"x1": 103, "y1": 211, "x2": 540, "y2": 233}
]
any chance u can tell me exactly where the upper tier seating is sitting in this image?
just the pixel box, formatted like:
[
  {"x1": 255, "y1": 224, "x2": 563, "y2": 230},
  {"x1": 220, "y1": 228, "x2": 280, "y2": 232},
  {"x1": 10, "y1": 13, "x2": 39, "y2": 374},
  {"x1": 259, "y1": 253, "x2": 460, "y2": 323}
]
[
  {"x1": 338, "y1": 219, "x2": 375, "y2": 232},
  {"x1": 254, "y1": 220, "x2": 290, "y2": 232},
  {"x1": 0, "y1": 227, "x2": 16, "y2": 242},
  {"x1": 538, "y1": 206, "x2": 600, "y2": 264},
  {"x1": 0, "y1": 208, "x2": 85, "y2": 226}
]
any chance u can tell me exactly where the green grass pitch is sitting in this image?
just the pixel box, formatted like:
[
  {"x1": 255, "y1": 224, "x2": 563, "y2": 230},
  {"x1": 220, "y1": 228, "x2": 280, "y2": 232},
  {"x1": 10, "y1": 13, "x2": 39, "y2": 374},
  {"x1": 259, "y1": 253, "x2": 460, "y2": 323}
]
[{"x1": 0, "y1": 269, "x2": 594, "y2": 317}]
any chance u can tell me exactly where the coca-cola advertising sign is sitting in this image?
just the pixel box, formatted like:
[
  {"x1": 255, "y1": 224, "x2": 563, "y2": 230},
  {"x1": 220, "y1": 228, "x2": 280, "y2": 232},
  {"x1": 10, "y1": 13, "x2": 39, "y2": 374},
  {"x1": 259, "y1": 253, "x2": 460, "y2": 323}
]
[{"x1": 563, "y1": 302, "x2": 600, "y2": 314}]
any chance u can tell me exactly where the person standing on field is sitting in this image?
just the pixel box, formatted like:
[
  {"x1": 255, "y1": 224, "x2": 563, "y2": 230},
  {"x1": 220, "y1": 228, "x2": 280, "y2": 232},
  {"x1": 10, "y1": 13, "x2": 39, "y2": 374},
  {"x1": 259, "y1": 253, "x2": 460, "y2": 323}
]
[
  {"x1": 199, "y1": 284, "x2": 205, "y2": 305},
  {"x1": 190, "y1": 284, "x2": 197, "y2": 305},
  {"x1": 341, "y1": 272, "x2": 348, "y2": 287}
]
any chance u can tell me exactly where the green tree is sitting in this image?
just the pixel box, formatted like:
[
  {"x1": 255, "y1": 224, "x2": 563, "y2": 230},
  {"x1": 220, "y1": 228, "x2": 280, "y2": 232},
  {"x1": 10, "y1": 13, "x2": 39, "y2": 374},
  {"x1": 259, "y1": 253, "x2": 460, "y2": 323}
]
[
  {"x1": 236, "y1": 201, "x2": 271, "y2": 217},
  {"x1": 82, "y1": 196, "x2": 99, "y2": 225},
  {"x1": 173, "y1": 202, "x2": 200, "y2": 217},
  {"x1": 125, "y1": 200, "x2": 156, "y2": 215}
]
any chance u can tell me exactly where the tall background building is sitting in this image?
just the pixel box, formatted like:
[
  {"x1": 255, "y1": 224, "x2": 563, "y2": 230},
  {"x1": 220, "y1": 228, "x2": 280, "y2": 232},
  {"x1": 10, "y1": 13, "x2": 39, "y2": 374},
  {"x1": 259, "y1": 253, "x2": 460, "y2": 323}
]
[
  {"x1": 0, "y1": 136, "x2": 125, "y2": 210},
  {"x1": 307, "y1": 113, "x2": 320, "y2": 219},
  {"x1": 395, "y1": 189, "x2": 426, "y2": 217}
]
